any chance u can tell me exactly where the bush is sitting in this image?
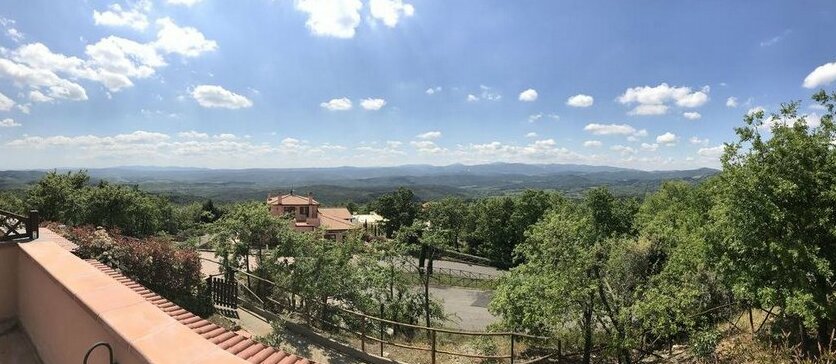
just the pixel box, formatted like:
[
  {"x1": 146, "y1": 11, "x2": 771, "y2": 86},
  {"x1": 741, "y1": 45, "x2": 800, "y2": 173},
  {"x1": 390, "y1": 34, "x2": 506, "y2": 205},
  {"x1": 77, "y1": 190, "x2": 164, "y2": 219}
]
[
  {"x1": 690, "y1": 329, "x2": 721, "y2": 360},
  {"x1": 59, "y1": 224, "x2": 213, "y2": 317}
]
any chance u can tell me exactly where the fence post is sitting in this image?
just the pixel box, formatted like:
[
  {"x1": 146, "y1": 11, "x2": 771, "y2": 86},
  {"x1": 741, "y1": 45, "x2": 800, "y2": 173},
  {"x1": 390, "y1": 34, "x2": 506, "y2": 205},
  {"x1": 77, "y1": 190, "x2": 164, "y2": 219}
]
[
  {"x1": 379, "y1": 303, "x2": 384, "y2": 357},
  {"x1": 360, "y1": 315, "x2": 366, "y2": 353},
  {"x1": 430, "y1": 329, "x2": 436, "y2": 364},
  {"x1": 510, "y1": 333, "x2": 515, "y2": 364},
  {"x1": 27, "y1": 210, "x2": 39, "y2": 240}
]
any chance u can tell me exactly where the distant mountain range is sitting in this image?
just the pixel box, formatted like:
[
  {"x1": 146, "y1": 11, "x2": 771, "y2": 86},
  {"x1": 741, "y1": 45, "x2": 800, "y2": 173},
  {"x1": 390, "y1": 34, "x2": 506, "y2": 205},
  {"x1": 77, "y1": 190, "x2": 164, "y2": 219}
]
[{"x1": 0, "y1": 163, "x2": 718, "y2": 204}]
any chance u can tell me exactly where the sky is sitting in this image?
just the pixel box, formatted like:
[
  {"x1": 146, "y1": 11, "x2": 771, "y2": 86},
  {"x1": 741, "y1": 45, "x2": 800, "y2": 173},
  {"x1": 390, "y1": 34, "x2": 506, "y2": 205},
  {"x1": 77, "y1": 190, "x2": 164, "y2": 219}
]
[{"x1": 0, "y1": 0, "x2": 835, "y2": 170}]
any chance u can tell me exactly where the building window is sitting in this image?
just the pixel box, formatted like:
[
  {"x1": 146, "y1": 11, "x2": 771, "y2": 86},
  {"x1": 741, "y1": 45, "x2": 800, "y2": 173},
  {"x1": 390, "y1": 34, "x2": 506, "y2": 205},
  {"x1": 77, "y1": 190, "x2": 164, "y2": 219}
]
[
  {"x1": 283, "y1": 207, "x2": 295, "y2": 214},
  {"x1": 300, "y1": 206, "x2": 309, "y2": 217},
  {"x1": 324, "y1": 233, "x2": 336, "y2": 240}
]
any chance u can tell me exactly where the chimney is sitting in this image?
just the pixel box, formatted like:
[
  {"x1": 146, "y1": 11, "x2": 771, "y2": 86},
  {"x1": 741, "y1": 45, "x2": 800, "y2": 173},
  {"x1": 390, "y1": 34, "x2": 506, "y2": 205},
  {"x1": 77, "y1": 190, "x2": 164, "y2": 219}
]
[{"x1": 307, "y1": 192, "x2": 313, "y2": 204}]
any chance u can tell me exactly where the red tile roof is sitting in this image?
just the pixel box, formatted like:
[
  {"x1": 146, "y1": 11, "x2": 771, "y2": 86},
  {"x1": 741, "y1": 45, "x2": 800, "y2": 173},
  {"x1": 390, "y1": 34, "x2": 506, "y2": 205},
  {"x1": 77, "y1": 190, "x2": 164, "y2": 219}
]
[
  {"x1": 267, "y1": 194, "x2": 319, "y2": 206},
  {"x1": 317, "y1": 208, "x2": 355, "y2": 231},
  {"x1": 86, "y1": 260, "x2": 312, "y2": 364}
]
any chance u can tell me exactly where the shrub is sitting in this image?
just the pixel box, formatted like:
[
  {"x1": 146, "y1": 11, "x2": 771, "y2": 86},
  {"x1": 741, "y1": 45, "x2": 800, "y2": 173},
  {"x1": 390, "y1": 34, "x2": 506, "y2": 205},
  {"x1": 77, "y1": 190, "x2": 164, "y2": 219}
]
[
  {"x1": 58, "y1": 224, "x2": 213, "y2": 317},
  {"x1": 690, "y1": 329, "x2": 721, "y2": 360}
]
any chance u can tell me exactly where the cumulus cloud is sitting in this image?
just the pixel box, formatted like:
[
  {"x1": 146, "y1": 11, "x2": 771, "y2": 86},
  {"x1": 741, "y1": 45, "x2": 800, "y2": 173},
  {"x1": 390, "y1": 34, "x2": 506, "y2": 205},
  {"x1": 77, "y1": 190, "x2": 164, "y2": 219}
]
[
  {"x1": 584, "y1": 123, "x2": 641, "y2": 136},
  {"x1": 726, "y1": 97, "x2": 738, "y2": 108},
  {"x1": 698, "y1": 145, "x2": 724, "y2": 158},
  {"x1": 683, "y1": 111, "x2": 701, "y2": 120},
  {"x1": 295, "y1": 0, "x2": 363, "y2": 39},
  {"x1": 518, "y1": 88, "x2": 538, "y2": 102},
  {"x1": 154, "y1": 18, "x2": 218, "y2": 57},
  {"x1": 93, "y1": 2, "x2": 150, "y2": 31},
  {"x1": 0, "y1": 58, "x2": 88, "y2": 101},
  {"x1": 369, "y1": 0, "x2": 414, "y2": 27},
  {"x1": 583, "y1": 140, "x2": 602, "y2": 148},
  {"x1": 618, "y1": 83, "x2": 709, "y2": 115},
  {"x1": 803, "y1": 61, "x2": 836, "y2": 89},
  {"x1": 320, "y1": 97, "x2": 352, "y2": 111},
  {"x1": 416, "y1": 131, "x2": 441, "y2": 140},
  {"x1": 689, "y1": 136, "x2": 709, "y2": 145},
  {"x1": 457, "y1": 139, "x2": 584, "y2": 163},
  {"x1": 467, "y1": 85, "x2": 501, "y2": 102},
  {"x1": 528, "y1": 113, "x2": 559, "y2": 122},
  {"x1": 656, "y1": 132, "x2": 678, "y2": 146},
  {"x1": 0, "y1": 118, "x2": 21, "y2": 127},
  {"x1": 610, "y1": 145, "x2": 637, "y2": 156},
  {"x1": 566, "y1": 94, "x2": 593, "y2": 107},
  {"x1": 640, "y1": 143, "x2": 658, "y2": 152},
  {"x1": 1, "y1": 17, "x2": 24, "y2": 42},
  {"x1": 525, "y1": 132, "x2": 538, "y2": 138},
  {"x1": 747, "y1": 106, "x2": 765, "y2": 116},
  {"x1": 425, "y1": 86, "x2": 441, "y2": 95},
  {"x1": 360, "y1": 98, "x2": 386, "y2": 110},
  {"x1": 191, "y1": 85, "x2": 253, "y2": 109},
  {"x1": 29, "y1": 90, "x2": 53, "y2": 103},
  {"x1": 410, "y1": 140, "x2": 445, "y2": 154},
  {"x1": 0, "y1": 92, "x2": 14, "y2": 111}
]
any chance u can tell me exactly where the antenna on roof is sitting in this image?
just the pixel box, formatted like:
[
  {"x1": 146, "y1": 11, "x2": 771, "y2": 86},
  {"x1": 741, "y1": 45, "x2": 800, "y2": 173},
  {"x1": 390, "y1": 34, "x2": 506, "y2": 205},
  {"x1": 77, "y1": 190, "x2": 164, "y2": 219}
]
[{"x1": 290, "y1": 187, "x2": 293, "y2": 195}]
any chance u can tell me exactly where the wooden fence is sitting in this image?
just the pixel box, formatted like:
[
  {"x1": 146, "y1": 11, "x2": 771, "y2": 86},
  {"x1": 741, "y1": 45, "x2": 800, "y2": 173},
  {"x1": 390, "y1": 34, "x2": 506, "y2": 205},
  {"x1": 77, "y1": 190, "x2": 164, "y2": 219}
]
[
  {"x1": 0, "y1": 209, "x2": 39, "y2": 242},
  {"x1": 200, "y1": 257, "x2": 564, "y2": 363}
]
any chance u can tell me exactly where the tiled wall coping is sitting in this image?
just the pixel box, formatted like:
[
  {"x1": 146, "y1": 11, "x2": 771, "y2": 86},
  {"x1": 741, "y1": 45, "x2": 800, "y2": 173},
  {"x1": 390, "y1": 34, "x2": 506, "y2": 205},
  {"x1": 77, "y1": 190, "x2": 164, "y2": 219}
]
[{"x1": 18, "y1": 235, "x2": 249, "y2": 363}]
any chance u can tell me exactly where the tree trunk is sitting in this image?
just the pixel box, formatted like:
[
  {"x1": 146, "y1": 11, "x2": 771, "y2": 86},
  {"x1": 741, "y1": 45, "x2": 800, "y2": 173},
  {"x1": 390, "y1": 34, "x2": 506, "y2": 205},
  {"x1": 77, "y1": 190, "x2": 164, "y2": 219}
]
[
  {"x1": 424, "y1": 248, "x2": 434, "y2": 330},
  {"x1": 583, "y1": 293, "x2": 594, "y2": 364}
]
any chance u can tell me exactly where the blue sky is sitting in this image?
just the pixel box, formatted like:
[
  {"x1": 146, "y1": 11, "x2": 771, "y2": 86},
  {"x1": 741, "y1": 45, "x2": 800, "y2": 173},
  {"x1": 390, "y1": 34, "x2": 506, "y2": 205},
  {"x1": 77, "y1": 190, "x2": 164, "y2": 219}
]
[{"x1": 0, "y1": 0, "x2": 834, "y2": 170}]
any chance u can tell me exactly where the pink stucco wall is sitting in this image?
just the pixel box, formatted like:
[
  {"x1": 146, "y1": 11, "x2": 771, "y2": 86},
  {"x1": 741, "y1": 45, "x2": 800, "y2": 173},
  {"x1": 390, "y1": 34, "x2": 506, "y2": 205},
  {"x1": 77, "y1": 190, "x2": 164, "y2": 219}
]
[{"x1": 0, "y1": 244, "x2": 17, "y2": 321}]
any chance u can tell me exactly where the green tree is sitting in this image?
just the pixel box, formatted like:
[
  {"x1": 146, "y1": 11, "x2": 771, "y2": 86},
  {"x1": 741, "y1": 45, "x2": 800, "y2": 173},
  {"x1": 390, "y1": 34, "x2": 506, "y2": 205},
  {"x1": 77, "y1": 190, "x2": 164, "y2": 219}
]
[
  {"x1": 423, "y1": 196, "x2": 466, "y2": 250},
  {"x1": 373, "y1": 187, "x2": 419, "y2": 238},
  {"x1": 710, "y1": 91, "x2": 836, "y2": 346},
  {"x1": 28, "y1": 170, "x2": 89, "y2": 223},
  {"x1": 211, "y1": 202, "x2": 287, "y2": 276}
]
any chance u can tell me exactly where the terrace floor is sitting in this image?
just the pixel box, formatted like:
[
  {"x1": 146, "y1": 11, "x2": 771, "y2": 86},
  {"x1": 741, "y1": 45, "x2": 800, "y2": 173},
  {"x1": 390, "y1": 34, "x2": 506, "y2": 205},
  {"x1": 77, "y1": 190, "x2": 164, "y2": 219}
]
[{"x1": 0, "y1": 319, "x2": 42, "y2": 364}]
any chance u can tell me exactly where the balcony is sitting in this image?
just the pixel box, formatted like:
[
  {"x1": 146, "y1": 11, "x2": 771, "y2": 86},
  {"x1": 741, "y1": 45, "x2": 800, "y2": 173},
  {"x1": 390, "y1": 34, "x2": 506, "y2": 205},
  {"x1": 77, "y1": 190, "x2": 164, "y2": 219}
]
[{"x1": 0, "y1": 229, "x2": 290, "y2": 364}]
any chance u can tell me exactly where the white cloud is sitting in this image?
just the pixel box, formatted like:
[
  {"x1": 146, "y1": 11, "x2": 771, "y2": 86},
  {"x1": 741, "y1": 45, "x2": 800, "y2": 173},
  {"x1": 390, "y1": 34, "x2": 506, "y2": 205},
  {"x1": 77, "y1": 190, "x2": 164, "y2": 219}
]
[
  {"x1": 583, "y1": 140, "x2": 602, "y2": 148},
  {"x1": 683, "y1": 111, "x2": 701, "y2": 120},
  {"x1": 726, "y1": 97, "x2": 738, "y2": 108},
  {"x1": 1, "y1": 17, "x2": 24, "y2": 42},
  {"x1": 467, "y1": 85, "x2": 501, "y2": 102},
  {"x1": 85, "y1": 36, "x2": 166, "y2": 90},
  {"x1": 518, "y1": 88, "x2": 538, "y2": 102},
  {"x1": 698, "y1": 145, "x2": 725, "y2": 158},
  {"x1": 0, "y1": 92, "x2": 14, "y2": 111},
  {"x1": 0, "y1": 118, "x2": 21, "y2": 127},
  {"x1": 416, "y1": 131, "x2": 441, "y2": 140},
  {"x1": 93, "y1": 3, "x2": 149, "y2": 31},
  {"x1": 803, "y1": 61, "x2": 836, "y2": 89},
  {"x1": 295, "y1": 0, "x2": 363, "y2": 39},
  {"x1": 584, "y1": 123, "x2": 637, "y2": 136},
  {"x1": 656, "y1": 132, "x2": 678, "y2": 146},
  {"x1": 360, "y1": 98, "x2": 386, "y2": 110},
  {"x1": 689, "y1": 136, "x2": 709, "y2": 145},
  {"x1": 566, "y1": 94, "x2": 593, "y2": 107},
  {"x1": 369, "y1": 0, "x2": 414, "y2": 28},
  {"x1": 610, "y1": 145, "x2": 637, "y2": 156},
  {"x1": 154, "y1": 18, "x2": 218, "y2": 57},
  {"x1": 16, "y1": 104, "x2": 30, "y2": 114},
  {"x1": 760, "y1": 30, "x2": 791, "y2": 47},
  {"x1": 640, "y1": 143, "x2": 658, "y2": 152},
  {"x1": 29, "y1": 90, "x2": 53, "y2": 103},
  {"x1": 618, "y1": 83, "x2": 709, "y2": 115},
  {"x1": 525, "y1": 132, "x2": 538, "y2": 138},
  {"x1": 528, "y1": 113, "x2": 559, "y2": 122},
  {"x1": 0, "y1": 58, "x2": 88, "y2": 101},
  {"x1": 425, "y1": 86, "x2": 441, "y2": 95},
  {"x1": 320, "y1": 97, "x2": 352, "y2": 111},
  {"x1": 410, "y1": 140, "x2": 445, "y2": 154},
  {"x1": 191, "y1": 85, "x2": 253, "y2": 109},
  {"x1": 178, "y1": 130, "x2": 209, "y2": 139},
  {"x1": 167, "y1": 0, "x2": 203, "y2": 6},
  {"x1": 629, "y1": 104, "x2": 668, "y2": 115}
]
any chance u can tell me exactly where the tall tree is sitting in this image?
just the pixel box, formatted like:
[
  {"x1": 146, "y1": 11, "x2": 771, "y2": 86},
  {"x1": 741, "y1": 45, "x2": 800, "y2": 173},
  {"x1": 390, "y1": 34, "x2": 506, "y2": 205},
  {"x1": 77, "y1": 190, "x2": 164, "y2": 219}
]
[
  {"x1": 710, "y1": 91, "x2": 836, "y2": 346},
  {"x1": 374, "y1": 187, "x2": 420, "y2": 238},
  {"x1": 28, "y1": 170, "x2": 89, "y2": 223}
]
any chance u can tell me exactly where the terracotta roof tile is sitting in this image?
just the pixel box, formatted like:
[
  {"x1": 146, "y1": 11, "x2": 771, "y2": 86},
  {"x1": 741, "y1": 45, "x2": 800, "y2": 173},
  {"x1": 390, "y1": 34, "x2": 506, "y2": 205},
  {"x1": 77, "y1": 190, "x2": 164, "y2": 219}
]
[
  {"x1": 85, "y1": 259, "x2": 312, "y2": 364},
  {"x1": 267, "y1": 194, "x2": 319, "y2": 206},
  {"x1": 318, "y1": 207, "x2": 355, "y2": 231}
]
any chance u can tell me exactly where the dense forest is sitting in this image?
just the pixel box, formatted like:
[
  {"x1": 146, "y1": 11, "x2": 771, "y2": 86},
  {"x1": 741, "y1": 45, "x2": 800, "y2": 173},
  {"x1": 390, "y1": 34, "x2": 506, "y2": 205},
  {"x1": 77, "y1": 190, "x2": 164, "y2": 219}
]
[{"x1": 2, "y1": 89, "x2": 836, "y2": 362}]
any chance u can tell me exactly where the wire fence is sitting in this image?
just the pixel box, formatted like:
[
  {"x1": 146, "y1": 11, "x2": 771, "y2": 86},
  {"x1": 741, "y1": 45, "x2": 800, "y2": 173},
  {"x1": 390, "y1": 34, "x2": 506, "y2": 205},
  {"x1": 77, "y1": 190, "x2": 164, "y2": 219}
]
[{"x1": 201, "y1": 257, "x2": 564, "y2": 363}]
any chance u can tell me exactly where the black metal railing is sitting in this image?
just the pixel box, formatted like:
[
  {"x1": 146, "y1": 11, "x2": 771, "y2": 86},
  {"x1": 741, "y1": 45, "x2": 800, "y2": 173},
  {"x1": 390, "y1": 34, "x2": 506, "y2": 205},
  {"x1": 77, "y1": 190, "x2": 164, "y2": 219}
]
[{"x1": 0, "y1": 209, "x2": 39, "y2": 242}]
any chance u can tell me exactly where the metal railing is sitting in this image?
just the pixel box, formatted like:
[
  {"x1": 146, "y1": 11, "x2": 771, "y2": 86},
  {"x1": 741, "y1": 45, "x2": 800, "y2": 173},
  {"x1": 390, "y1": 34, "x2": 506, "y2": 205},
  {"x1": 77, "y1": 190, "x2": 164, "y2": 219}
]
[{"x1": 201, "y1": 257, "x2": 563, "y2": 363}]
